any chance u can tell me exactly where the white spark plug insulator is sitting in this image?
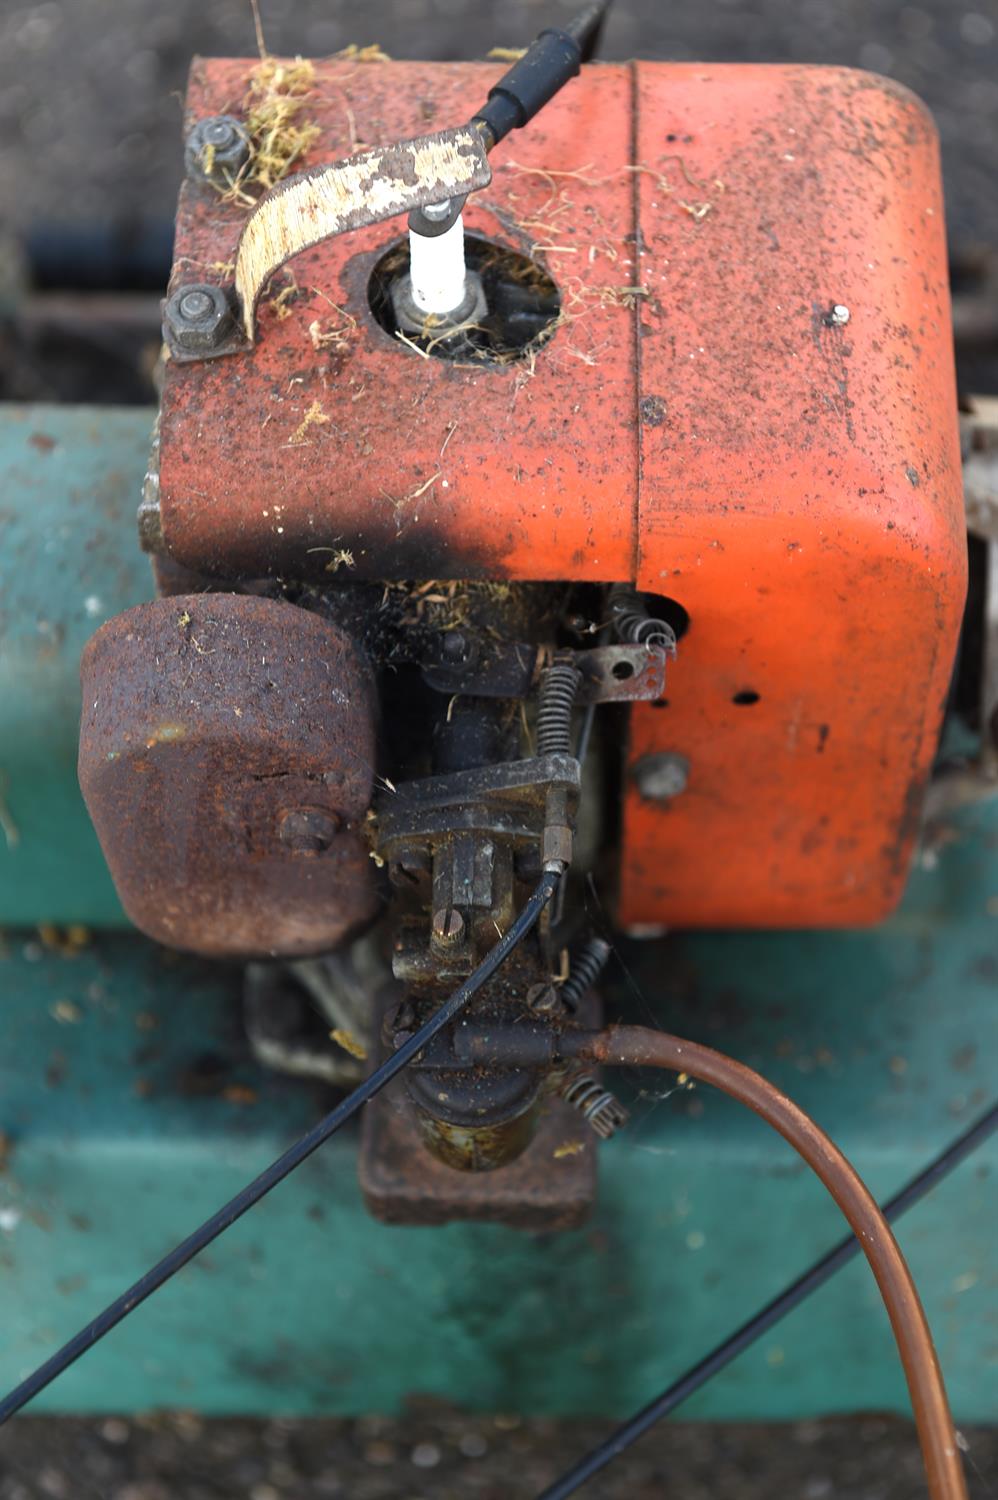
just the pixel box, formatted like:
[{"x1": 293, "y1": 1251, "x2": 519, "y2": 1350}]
[{"x1": 408, "y1": 208, "x2": 468, "y2": 317}]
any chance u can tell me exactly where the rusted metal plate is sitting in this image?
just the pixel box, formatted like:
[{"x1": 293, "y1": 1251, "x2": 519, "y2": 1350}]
[
  {"x1": 78, "y1": 593, "x2": 379, "y2": 957},
  {"x1": 360, "y1": 1081, "x2": 596, "y2": 1229},
  {"x1": 574, "y1": 643, "x2": 666, "y2": 703},
  {"x1": 235, "y1": 127, "x2": 491, "y2": 341},
  {"x1": 158, "y1": 59, "x2": 638, "y2": 582}
]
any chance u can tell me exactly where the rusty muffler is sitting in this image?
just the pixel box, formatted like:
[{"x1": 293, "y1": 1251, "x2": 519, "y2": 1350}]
[{"x1": 79, "y1": 593, "x2": 379, "y2": 958}]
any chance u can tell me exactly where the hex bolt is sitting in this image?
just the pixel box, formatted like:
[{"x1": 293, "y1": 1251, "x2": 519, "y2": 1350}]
[
  {"x1": 163, "y1": 282, "x2": 234, "y2": 355},
  {"x1": 441, "y1": 631, "x2": 469, "y2": 661},
  {"x1": 633, "y1": 751, "x2": 690, "y2": 803},
  {"x1": 278, "y1": 807, "x2": 340, "y2": 854},
  {"x1": 185, "y1": 114, "x2": 251, "y2": 184},
  {"x1": 431, "y1": 908, "x2": 465, "y2": 946},
  {"x1": 422, "y1": 199, "x2": 453, "y2": 222},
  {"x1": 179, "y1": 289, "x2": 214, "y2": 320}
]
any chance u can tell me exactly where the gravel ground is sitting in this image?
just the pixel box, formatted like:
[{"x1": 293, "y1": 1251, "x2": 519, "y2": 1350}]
[{"x1": 1, "y1": 1412, "x2": 995, "y2": 1500}]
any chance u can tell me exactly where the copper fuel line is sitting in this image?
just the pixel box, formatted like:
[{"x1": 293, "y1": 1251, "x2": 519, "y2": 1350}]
[{"x1": 558, "y1": 1024, "x2": 969, "y2": 1500}]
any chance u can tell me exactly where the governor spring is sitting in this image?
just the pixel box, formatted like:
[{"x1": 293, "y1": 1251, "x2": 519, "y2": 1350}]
[
  {"x1": 561, "y1": 1074, "x2": 629, "y2": 1139},
  {"x1": 559, "y1": 935, "x2": 612, "y2": 1013},
  {"x1": 608, "y1": 583, "x2": 676, "y2": 653},
  {"x1": 536, "y1": 659, "x2": 584, "y2": 755}
]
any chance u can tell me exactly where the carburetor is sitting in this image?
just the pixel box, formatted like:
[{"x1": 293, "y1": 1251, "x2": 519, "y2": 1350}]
[{"x1": 78, "y1": 8, "x2": 966, "y2": 1227}]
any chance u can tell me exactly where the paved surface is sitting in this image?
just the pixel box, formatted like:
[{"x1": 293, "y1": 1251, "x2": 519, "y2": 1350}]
[
  {"x1": 0, "y1": 0, "x2": 995, "y2": 253},
  {"x1": 1, "y1": 1412, "x2": 995, "y2": 1499}
]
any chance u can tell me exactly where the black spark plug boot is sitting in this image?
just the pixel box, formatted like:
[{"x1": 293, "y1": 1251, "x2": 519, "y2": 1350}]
[{"x1": 471, "y1": 4, "x2": 611, "y2": 148}]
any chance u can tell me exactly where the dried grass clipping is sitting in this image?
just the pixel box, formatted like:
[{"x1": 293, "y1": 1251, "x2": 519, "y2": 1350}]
[
  {"x1": 335, "y1": 43, "x2": 391, "y2": 63},
  {"x1": 286, "y1": 400, "x2": 330, "y2": 446},
  {"x1": 240, "y1": 58, "x2": 321, "y2": 197}
]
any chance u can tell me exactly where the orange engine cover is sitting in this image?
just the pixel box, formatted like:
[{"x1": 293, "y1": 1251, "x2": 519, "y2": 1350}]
[{"x1": 159, "y1": 58, "x2": 966, "y2": 929}]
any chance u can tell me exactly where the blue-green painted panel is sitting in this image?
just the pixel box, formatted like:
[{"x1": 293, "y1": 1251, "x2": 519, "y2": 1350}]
[
  {"x1": 0, "y1": 799, "x2": 994, "y2": 1421},
  {"x1": 0, "y1": 404, "x2": 155, "y2": 924}
]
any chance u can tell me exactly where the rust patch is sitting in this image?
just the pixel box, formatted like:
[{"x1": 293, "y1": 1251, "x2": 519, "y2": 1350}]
[
  {"x1": 640, "y1": 395, "x2": 667, "y2": 427},
  {"x1": 360, "y1": 1078, "x2": 595, "y2": 1230}
]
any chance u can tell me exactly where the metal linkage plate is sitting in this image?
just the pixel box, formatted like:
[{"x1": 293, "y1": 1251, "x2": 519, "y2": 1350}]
[{"x1": 421, "y1": 640, "x2": 666, "y2": 704}]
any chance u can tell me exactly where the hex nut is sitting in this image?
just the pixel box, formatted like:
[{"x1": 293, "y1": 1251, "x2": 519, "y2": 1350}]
[
  {"x1": 163, "y1": 283, "x2": 234, "y2": 354},
  {"x1": 541, "y1": 824, "x2": 573, "y2": 869},
  {"x1": 185, "y1": 114, "x2": 252, "y2": 184},
  {"x1": 633, "y1": 751, "x2": 690, "y2": 802},
  {"x1": 391, "y1": 268, "x2": 488, "y2": 340}
]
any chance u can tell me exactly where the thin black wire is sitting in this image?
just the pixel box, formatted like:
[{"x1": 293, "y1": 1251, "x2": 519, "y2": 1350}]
[
  {"x1": 0, "y1": 869, "x2": 560, "y2": 1426},
  {"x1": 538, "y1": 1100, "x2": 998, "y2": 1500}
]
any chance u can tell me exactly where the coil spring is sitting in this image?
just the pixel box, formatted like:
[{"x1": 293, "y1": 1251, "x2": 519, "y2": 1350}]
[
  {"x1": 561, "y1": 1074, "x2": 629, "y2": 1139},
  {"x1": 608, "y1": 584, "x2": 676, "y2": 653},
  {"x1": 559, "y1": 936, "x2": 612, "y2": 1014},
  {"x1": 536, "y1": 659, "x2": 583, "y2": 756}
]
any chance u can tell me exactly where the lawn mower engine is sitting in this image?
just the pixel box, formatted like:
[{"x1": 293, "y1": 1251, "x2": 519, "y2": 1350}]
[{"x1": 77, "y1": 24, "x2": 966, "y2": 1229}]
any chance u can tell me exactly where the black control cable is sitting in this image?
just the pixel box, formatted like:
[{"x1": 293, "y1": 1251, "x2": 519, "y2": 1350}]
[
  {"x1": 409, "y1": 2, "x2": 611, "y2": 237},
  {"x1": 472, "y1": 3, "x2": 612, "y2": 149},
  {"x1": 538, "y1": 1100, "x2": 997, "y2": 1499},
  {"x1": 0, "y1": 869, "x2": 561, "y2": 1426}
]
